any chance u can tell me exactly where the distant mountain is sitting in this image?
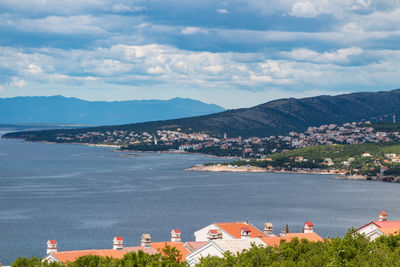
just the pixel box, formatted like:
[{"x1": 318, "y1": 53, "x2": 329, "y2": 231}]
[
  {"x1": 4, "y1": 89, "x2": 400, "y2": 140},
  {"x1": 0, "y1": 96, "x2": 225, "y2": 125}
]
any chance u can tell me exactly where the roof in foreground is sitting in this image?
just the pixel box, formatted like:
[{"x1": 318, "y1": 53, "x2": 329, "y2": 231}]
[
  {"x1": 51, "y1": 249, "x2": 125, "y2": 263},
  {"x1": 261, "y1": 233, "x2": 324, "y2": 247},
  {"x1": 212, "y1": 238, "x2": 266, "y2": 253},
  {"x1": 150, "y1": 242, "x2": 191, "y2": 259},
  {"x1": 122, "y1": 247, "x2": 158, "y2": 254},
  {"x1": 215, "y1": 222, "x2": 266, "y2": 239},
  {"x1": 185, "y1": 241, "x2": 208, "y2": 252}
]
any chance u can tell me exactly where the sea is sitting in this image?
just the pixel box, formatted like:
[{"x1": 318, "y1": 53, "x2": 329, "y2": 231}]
[{"x1": 1, "y1": 130, "x2": 400, "y2": 265}]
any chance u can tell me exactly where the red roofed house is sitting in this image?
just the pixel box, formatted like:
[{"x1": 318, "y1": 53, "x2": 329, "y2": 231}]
[
  {"x1": 357, "y1": 211, "x2": 400, "y2": 240},
  {"x1": 194, "y1": 221, "x2": 267, "y2": 241}
]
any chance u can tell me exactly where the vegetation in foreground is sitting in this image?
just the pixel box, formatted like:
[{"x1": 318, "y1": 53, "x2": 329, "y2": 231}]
[{"x1": 10, "y1": 231, "x2": 400, "y2": 267}]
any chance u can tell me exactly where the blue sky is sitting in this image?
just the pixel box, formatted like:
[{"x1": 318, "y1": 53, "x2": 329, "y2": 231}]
[{"x1": 1, "y1": 0, "x2": 400, "y2": 108}]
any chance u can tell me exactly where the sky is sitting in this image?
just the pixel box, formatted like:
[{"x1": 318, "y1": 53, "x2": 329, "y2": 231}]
[{"x1": 1, "y1": 0, "x2": 400, "y2": 109}]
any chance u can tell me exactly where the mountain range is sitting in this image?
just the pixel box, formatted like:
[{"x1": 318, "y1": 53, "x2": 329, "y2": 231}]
[
  {"x1": 4, "y1": 89, "x2": 400, "y2": 139},
  {"x1": 0, "y1": 96, "x2": 225, "y2": 125}
]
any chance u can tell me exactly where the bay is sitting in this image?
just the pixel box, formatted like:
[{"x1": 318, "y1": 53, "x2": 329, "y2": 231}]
[{"x1": 1, "y1": 131, "x2": 400, "y2": 265}]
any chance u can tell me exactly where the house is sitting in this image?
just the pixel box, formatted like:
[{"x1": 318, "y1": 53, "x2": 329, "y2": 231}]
[
  {"x1": 186, "y1": 238, "x2": 266, "y2": 266},
  {"x1": 194, "y1": 221, "x2": 267, "y2": 241},
  {"x1": 44, "y1": 236, "x2": 157, "y2": 264},
  {"x1": 357, "y1": 211, "x2": 400, "y2": 240}
]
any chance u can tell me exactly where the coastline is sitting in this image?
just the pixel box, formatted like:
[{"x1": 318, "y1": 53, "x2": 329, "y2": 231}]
[{"x1": 186, "y1": 164, "x2": 343, "y2": 175}]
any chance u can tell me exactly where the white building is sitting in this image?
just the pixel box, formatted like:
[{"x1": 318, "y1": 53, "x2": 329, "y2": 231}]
[
  {"x1": 186, "y1": 238, "x2": 266, "y2": 266},
  {"x1": 357, "y1": 211, "x2": 400, "y2": 240},
  {"x1": 194, "y1": 221, "x2": 267, "y2": 242}
]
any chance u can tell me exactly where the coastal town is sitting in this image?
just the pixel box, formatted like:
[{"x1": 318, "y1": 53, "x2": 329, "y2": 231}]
[
  {"x1": 49, "y1": 121, "x2": 400, "y2": 159},
  {"x1": 11, "y1": 211, "x2": 397, "y2": 266}
]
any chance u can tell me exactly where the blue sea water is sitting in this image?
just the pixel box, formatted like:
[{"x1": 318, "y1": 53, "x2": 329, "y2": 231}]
[{"x1": 1, "y1": 131, "x2": 400, "y2": 265}]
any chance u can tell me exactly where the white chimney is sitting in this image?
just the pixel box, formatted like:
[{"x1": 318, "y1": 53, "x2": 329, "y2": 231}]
[
  {"x1": 303, "y1": 222, "x2": 314, "y2": 233},
  {"x1": 141, "y1": 234, "x2": 151, "y2": 247},
  {"x1": 263, "y1": 222, "x2": 273, "y2": 235},
  {"x1": 171, "y1": 229, "x2": 181, "y2": 242},
  {"x1": 113, "y1": 236, "x2": 124, "y2": 250},
  {"x1": 379, "y1": 211, "x2": 388, "y2": 221},
  {"x1": 241, "y1": 227, "x2": 251, "y2": 239},
  {"x1": 46, "y1": 240, "x2": 58, "y2": 254},
  {"x1": 207, "y1": 229, "x2": 223, "y2": 240}
]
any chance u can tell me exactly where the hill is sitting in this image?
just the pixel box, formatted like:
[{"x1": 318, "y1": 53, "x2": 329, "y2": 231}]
[
  {"x1": 3, "y1": 89, "x2": 400, "y2": 140},
  {"x1": 0, "y1": 96, "x2": 225, "y2": 125}
]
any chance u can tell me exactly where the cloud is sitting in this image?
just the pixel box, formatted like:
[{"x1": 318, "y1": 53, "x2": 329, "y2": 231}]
[
  {"x1": 280, "y1": 47, "x2": 365, "y2": 65},
  {"x1": 9, "y1": 77, "x2": 26, "y2": 87},
  {"x1": 216, "y1": 8, "x2": 229, "y2": 14},
  {"x1": 289, "y1": 1, "x2": 319, "y2": 18},
  {"x1": 181, "y1": 27, "x2": 208, "y2": 35},
  {"x1": 111, "y1": 4, "x2": 147, "y2": 13}
]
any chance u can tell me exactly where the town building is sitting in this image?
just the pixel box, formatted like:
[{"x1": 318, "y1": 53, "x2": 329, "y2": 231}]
[
  {"x1": 357, "y1": 211, "x2": 400, "y2": 240},
  {"x1": 186, "y1": 238, "x2": 266, "y2": 266},
  {"x1": 194, "y1": 221, "x2": 267, "y2": 241}
]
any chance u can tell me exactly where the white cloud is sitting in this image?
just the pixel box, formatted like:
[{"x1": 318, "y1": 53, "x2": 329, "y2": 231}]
[
  {"x1": 10, "y1": 77, "x2": 26, "y2": 87},
  {"x1": 111, "y1": 4, "x2": 147, "y2": 13},
  {"x1": 216, "y1": 8, "x2": 229, "y2": 14},
  {"x1": 281, "y1": 47, "x2": 364, "y2": 65},
  {"x1": 289, "y1": 1, "x2": 319, "y2": 18},
  {"x1": 181, "y1": 27, "x2": 208, "y2": 35}
]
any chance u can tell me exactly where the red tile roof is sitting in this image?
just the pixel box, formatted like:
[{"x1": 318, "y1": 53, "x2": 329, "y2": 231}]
[
  {"x1": 305, "y1": 222, "x2": 313, "y2": 227},
  {"x1": 215, "y1": 222, "x2": 266, "y2": 239},
  {"x1": 373, "y1": 221, "x2": 400, "y2": 228},
  {"x1": 122, "y1": 247, "x2": 157, "y2": 255},
  {"x1": 185, "y1": 241, "x2": 207, "y2": 252},
  {"x1": 172, "y1": 229, "x2": 181, "y2": 234},
  {"x1": 114, "y1": 236, "x2": 123, "y2": 241},
  {"x1": 209, "y1": 229, "x2": 220, "y2": 234},
  {"x1": 48, "y1": 240, "x2": 57, "y2": 245},
  {"x1": 261, "y1": 233, "x2": 323, "y2": 247},
  {"x1": 242, "y1": 227, "x2": 251, "y2": 232},
  {"x1": 150, "y1": 242, "x2": 191, "y2": 260},
  {"x1": 51, "y1": 249, "x2": 125, "y2": 263}
]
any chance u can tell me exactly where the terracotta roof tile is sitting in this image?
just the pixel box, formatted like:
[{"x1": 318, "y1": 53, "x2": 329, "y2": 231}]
[
  {"x1": 215, "y1": 222, "x2": 266, "y2": 239},
  {"x1": 374, "y1": 221, "x2": 400, "y2": 228},
  {"x1": 185, "y1": 241, "x2": 207, "y2": 252},
  {"x1": 122, "y1": 247, "x2": 158, "y2": 254},
  {"x1": 261, "y1": 233, "x2": 323, "y2": 247},
  {"x1": 48, "y1": 240, "x2": 57, "y2": 245},
  {"x1": 52, "y1": 249, "x2": 125, "y2": 263},
  {"x1": 150, "y1": 242, "x2": 191, "y2": 259}
]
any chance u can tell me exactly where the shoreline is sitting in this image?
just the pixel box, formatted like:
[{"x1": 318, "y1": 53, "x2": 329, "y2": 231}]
[{"x1": 186, "y1": 164, "x2": 342, "y2": 175}]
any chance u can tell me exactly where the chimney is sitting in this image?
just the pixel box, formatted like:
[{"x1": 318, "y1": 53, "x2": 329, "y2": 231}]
[
  {"x1": 379, "y1": 211, "x2": 388, "y2": 221},
  {"x1": 141, "y1": 234, "x2": 151, "y2": 247},
  {"x1": 171, "y1": 229, "x2": 181, "y2": 242},
  {"x1": 303, "y1": 222, "x2": 314, "y2": 233},
  {"x1": 241, "y1": 227, "x2": 251, "y2": 239},
  {"x1": 207, "y1": 229, "x2": 223, "y2": 240},
  {"x1": 285, "y1": 224, "x2": 290, "y2": 234},
  {"x1": 263, "y1": 222, "x2": 273, "y2": 235},
  {"x1": 46, "y1": 240, "x2": 58, "y2": 254},
  {"x1": 113, "y1": 236, "x2": 123, "y2": 250}
]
